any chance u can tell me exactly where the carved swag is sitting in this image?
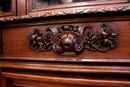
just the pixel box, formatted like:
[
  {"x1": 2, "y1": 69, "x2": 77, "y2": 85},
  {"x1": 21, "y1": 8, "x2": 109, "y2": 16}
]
[{"x1": 29, "y1": 24, "x2": 117, "y2": 56}]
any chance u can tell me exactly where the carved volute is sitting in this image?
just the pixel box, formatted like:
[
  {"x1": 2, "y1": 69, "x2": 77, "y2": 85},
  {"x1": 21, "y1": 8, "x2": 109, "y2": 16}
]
[{"x1": 29, "y1": 24, "x2": 117, "y2": 56}]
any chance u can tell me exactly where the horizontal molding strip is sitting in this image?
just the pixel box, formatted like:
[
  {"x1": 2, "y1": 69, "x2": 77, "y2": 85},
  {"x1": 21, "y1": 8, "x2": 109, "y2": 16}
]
[
  {"x1": 0, "y1": 4, "x2": 130, "y2": 22},
  {"x1": 0, "y1": 61, "x2": 130, "y2": 74},
  {"x1": 2, "y1": 72, "x2": 130, "y2": 86},
  {"x1": 0, "y1": 56, "x2": 130, "y2": 63}
]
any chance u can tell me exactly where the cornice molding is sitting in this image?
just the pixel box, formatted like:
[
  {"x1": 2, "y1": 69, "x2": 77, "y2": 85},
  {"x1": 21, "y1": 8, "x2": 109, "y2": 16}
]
[{"x1": 0, "y1": 5, "x2": 130, "y2": 22}]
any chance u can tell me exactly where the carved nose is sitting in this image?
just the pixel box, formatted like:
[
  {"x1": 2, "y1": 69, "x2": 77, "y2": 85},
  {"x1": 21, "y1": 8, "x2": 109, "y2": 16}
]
[{"x1": 62, "y1": 36, "x2": 73, "y2": 50}]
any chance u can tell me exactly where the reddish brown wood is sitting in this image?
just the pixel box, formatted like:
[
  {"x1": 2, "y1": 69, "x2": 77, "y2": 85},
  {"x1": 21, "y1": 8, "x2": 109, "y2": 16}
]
[
  {"x1": 12, "y1": 0, "x2": 16, "y2": 16},
  {"x1": 17, "y1": 0, "x2": 27, "y2": 16},
  {"x1": 1, "y1": 55, "x2": 130, "y2": 63},
  {"x1": 0, "y1": 70, "x2": 1, "y2": 87},
  {"x1": 1, "y1": 1, "x2": 130, "y2": 87},
  {"x1": 0, "y1": 60, "x2": 130, "y2": 74},
  {"x1": 0, "y1": 29, "x2": 2, "y2": 55},
  {"x1": 0, "y1": 70, "x2": 7, "y2": 87},
  {"x1": 2, "y1": 71, "x2": 130, "y2": 87},
  {"x1": 14, "y1": 79, "x2": 83, "y2": 87},
  {"x1": 29, "y1": 24, "x2": 117, "y2": 55},
  {"x1": 1, "y1": 22, "x2": 130, "y2": 57},
  {"x1": 27, "y1": 0, "x2": 34, "y2": 14},
  {"x1": 1, "y1": 3, "x2": 130, "y2": 22}
]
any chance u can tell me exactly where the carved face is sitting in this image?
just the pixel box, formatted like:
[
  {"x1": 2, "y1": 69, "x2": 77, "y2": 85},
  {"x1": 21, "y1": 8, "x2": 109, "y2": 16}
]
[{"x1": 60, "y1": 32, "x2": 77, "y2": 51}]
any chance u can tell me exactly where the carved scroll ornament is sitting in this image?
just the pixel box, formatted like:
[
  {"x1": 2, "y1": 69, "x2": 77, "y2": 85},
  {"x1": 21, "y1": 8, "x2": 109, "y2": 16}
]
[{"x1": 29, "y1": 24, "x2": 117, "y2": 56}]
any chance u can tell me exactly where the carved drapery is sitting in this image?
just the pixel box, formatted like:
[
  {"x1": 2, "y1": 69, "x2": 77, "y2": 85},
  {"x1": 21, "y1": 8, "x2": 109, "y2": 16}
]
[{"x1": 29, "y1": 24, "x2": 117, "y2": 56}]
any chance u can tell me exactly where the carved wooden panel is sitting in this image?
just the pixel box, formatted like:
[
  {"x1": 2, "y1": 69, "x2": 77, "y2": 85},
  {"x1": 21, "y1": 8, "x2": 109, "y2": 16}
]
[{"x1": 29, "y1": 24, "x2": 117, "y2": 56}]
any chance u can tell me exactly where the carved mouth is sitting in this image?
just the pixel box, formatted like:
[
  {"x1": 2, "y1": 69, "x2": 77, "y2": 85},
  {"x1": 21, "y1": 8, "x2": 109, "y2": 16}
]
[{"x1": 64, "y1": 43, "x2": 70, "y2": 49}]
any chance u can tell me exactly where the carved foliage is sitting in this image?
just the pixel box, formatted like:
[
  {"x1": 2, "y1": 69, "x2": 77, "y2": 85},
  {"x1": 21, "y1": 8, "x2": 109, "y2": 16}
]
[
  {"x1": 1, "y1": 5, "x2": 130, "y2": 22},
  {"x1": 84, "y1": 24, "x2": 117, "y2": 52},
  {"x1": 29, "y1": 24, "x2": 117, "y2": 55},
  {"x1": 29, "y1": 29, "x2": 52, "y2": 52}
]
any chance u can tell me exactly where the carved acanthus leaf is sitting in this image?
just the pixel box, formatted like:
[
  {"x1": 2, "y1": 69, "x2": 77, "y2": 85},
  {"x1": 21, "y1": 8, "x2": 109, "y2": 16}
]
[{"x1": 29, "y1": 24, "x2": 117, "y2": 56}]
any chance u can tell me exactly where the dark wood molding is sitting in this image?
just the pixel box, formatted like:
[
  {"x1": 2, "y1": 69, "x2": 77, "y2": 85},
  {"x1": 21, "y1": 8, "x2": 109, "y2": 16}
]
[
  {"x1": 1, "y1": 55, "x2": 130, "y2": 63},
  {"x1": 0, "y1": 4, "x2": 130, "y2": 22},
  {"x1": 0, "y1": 70, "x2": 7, "y2": 87},
  {"x1": 0, "y1": 60, "x2": 130, "y2": 74},
  {"x1": 2, "y1": 71, "x2": 130, "y2": 87},
  {"x1": 29, "y1": 24, "x2": 117, "y2": 56}
]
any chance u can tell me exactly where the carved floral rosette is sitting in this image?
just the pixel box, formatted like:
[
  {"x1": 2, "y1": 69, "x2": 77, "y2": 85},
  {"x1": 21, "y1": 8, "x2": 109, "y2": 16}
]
[{"x1": 29, "y1": 24, "x2": 117, "y2": 56}]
